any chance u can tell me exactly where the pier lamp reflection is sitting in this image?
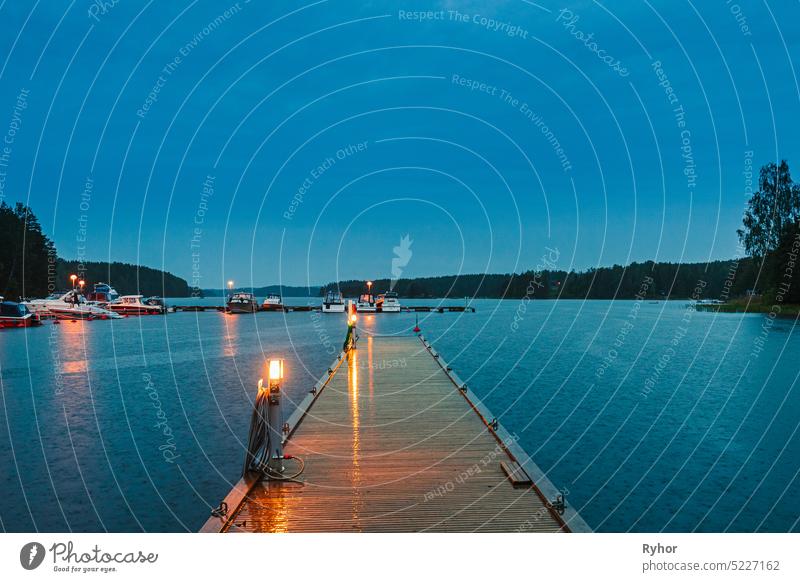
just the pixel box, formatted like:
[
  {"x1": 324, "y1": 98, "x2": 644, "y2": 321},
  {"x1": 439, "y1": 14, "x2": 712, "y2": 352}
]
[{"x1": 348, "y1": 348, "x2": 361, "y2": 505}]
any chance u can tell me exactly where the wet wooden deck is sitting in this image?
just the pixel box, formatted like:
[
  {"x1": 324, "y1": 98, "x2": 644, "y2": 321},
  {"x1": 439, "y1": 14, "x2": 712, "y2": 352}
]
[{"x1": 202, "y1": 335, "x2": 589, "y2": 533}]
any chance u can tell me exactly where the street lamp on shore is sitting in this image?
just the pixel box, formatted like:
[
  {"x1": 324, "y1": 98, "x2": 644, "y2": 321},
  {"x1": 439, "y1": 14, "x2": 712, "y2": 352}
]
[{"x1": 69, "y1": 274, "x2": 77, "y2": 289}]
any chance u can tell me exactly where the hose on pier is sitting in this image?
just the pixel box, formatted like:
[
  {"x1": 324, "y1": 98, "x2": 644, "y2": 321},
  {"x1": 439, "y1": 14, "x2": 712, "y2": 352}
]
[
  {"x1": 243, "y1": 385, "x2": 270, "y2": 477},
  {"x1": 243, "y1": 386, "x2": 306, "y2": 481},
  {"x1": 262, "y1": 455, "x2": 305, "y2": 481}
]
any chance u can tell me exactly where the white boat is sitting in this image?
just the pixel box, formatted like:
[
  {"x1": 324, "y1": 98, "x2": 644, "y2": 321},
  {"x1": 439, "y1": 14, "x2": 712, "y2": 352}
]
[
  {"x1": 227, "y1": 292, "x2": 258, "y2": 313},
  {"x1": 322, "y1": 290, "x2": 345, "y2": 313},
  {"x1": 23, "y1": 290, "x2": 122, "y2": 320},
  {"x1": 22, "y1": 292, "x2": 61, "y2": 315},
  {"x1": 85, "y1": 282, "x2": 119, "y2": 305},
  {"x1": 695, "y1": 299, "x2": 725, "y2": 306},
  {"x1": 356, "y1": 293, "x2": 376, "y2": 312},
  {"x1": 107, "y1": 295, "x2": 166, "y2": 315},
  {"x1": 261, "y1": 294, "x2": 283, "y2": 311},
  {"x1": 376, "y1": 291, "x2": 401, "y2": 313}
]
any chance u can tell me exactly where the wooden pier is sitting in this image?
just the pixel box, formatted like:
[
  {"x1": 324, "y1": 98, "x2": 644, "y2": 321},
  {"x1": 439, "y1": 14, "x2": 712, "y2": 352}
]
[{"x1": 201, "y1": 335, "x2": 588, "y2": 533}]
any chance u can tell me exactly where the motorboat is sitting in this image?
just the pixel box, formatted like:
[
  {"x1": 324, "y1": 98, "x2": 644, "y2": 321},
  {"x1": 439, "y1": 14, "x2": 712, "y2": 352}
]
[
  {"x1": 22, "y1": 292, "x2": 64, "y2": 316},
  {"x1": 322, "y1": 290, "x2": 345, "y2": 313},
  {"x1": 376, "y1": 291, "x2": 401, "y2": 313},
  {"x1": 356, "y1": 293, "x2": 376, "y2": 312},
  {"x1": 23, "y1": 290, "x2": 122, "y2": 320},
  {"x1": 85, "y1": 282, "x2": 119, "y2": 305},
  {"x1": 695, "y1": 299, "x2": 725, "y2": 306},
  {"x1": 227, "y1": 292, "x2": 259, "y2": 314},
  {"x1": 0, "y1": 297, "x2": 42, "y2": 328},
  {"x1": 144, "y1": 296, "x2": 167, "y2": 311},
  {"x1": 261, "y1": 294, "x2": 283, "y2": 311},
  {"x1": 107, "y1": 294, "x2": 166, "y2": 315}
]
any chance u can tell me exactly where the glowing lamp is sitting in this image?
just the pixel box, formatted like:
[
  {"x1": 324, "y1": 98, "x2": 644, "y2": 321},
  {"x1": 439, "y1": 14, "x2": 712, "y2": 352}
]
[
  {"x1": 78, "y1": 280, "x2": 85, "y2": 288},
  {"x1": 366, "y1": 281, "x2": 373, "y2": 289},
  {"x1": 268, "y1": 359, "x2": 284, "y2": 383},
  {"x1": 227, "y1": 280, "x2": 234, "y2": 289},
  {"x1": 349, "y1": 313, "x2": 357, "y2": 325}
]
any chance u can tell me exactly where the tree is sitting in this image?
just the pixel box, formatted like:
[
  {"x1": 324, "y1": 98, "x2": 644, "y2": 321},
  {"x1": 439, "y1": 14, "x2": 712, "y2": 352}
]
[
  {"x1": 738, "y1": 160, "x2": 800, "y2": 257},
  {"x1": 0, "y1": 202, "x2": 57, "y2": 300},
  {"x1": 764, "y1": 220, "x2": 800, "y2": 304}
]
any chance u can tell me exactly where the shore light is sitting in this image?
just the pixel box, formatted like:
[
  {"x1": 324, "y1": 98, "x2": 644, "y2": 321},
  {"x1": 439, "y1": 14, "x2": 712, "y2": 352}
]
[
  {"x1": 366, "y1": 280, "x2": 372, "y2": 291},
  {"x1": 227, "y1": 280, "x2": 234, "y2": 290},
  {"x1": 268, "y1": 359, "x2": 284, "y2": 384},
  {"x1": 78, "y1": 280, "x2": 85, "y2": 289},
  {"x1": 70, "y1": 274, "x2": 77, "y2": 288}
]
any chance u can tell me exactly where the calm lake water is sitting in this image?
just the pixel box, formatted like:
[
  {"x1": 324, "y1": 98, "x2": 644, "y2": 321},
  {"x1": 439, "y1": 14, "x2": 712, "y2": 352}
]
[{"x1": 1, "y1": 298, "x2": 798, "y2": 532}]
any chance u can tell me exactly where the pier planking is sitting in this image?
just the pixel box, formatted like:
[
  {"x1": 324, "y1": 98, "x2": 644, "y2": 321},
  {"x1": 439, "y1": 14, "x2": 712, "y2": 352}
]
[{"x1": 202, "y1": 335, "x2": 586, "y2": 533}]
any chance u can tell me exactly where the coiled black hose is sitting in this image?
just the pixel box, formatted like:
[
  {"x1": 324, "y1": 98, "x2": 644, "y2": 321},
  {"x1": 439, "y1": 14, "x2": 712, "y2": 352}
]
[{"x1": 243, "y1": 385, "x2": 270, "y2": 477}]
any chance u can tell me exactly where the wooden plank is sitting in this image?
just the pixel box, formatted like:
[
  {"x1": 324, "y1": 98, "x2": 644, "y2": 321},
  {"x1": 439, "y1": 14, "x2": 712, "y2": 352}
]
[
  {"x1": 210, "y1": 335, "x2": 580, "y2": 533},
  {"x1": 500, "y1": 460, "x2": 532, "y2": 487},
  {"x1": 421, "y1": 334, "x2": 592, "y2": 533},
  {"x1": 199, "y1": 351, "x2": 346, "y2": 533}
]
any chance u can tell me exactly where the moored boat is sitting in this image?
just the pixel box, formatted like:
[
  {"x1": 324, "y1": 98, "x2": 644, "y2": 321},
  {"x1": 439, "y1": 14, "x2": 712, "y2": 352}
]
[
  {"x1": 85, "y1": 282, "x2": 119, "y2": 305},
  {"x1": 23, "y1": 290, "x2": 122, "y2": 320},
  {"x1": 356, "y1": 293, "x2": 376, "y2": 312},
  {"x1": 227, "y1": 292, "x2": 259, "y2": 313},
  {"x1": 0, "y1": 297, "x2": 42, "y2": 328},
  {"x1": 376, "y1": 291, "x2": 401, "y2": 313},
  {"x1": 261, "y1": 294, "x2": 283, "y2": 311},
  {"x1": 107, "y1": 295, "x2": 166, "y2": 315},
  {"x1": 322, "y1": 290, "x2": 345, "y2": 313}
]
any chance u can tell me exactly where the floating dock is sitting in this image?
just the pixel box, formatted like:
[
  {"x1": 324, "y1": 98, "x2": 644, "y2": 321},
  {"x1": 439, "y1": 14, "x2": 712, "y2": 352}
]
[
  {"x1": 170, "y1": 305, "x2": 475, "y2": 313},
  {"x1": 201, "y1": 334, "x2": 587, "y2": 533}
]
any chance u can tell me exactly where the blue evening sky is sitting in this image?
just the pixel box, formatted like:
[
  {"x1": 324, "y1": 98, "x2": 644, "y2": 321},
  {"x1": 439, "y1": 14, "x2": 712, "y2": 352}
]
[{"x1": 0, "y1": 1, "x2": 797, "y2": 288}]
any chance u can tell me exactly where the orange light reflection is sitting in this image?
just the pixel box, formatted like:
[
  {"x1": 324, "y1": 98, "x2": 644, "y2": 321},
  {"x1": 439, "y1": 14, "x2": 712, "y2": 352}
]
[{"x1": 348, "y1": 349, "x2": 362, "y2": 522}]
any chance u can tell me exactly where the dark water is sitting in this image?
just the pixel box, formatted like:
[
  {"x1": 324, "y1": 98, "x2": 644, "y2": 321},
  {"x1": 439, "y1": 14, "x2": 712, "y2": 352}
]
[{"x1": 1, "y1": 298, "x2": 798, "y2": 532}]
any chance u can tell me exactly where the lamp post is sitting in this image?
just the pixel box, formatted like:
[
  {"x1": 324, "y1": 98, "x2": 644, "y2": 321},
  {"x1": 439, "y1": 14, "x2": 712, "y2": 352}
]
[
  {"x1": 78, "y1": 280, "x2": 85, "y2": 293},
  {"x1": 266, "y1": 358, "x2": 284, "y2": 474},
  {"x1": 366, "y1": 280, "x2": 373, "y2": 303},
  {"x1": 343, "y1": 300, "x2": 357, "y2": 351},
  {"x1": 69, "y1": 274, "x2": 77, "y2": 289}
]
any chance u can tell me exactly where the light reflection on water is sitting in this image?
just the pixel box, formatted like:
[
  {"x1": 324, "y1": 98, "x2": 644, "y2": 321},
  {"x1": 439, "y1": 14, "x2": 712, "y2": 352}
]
[{"x1": 0, "y1": 298, "x2": 798, "y2": 532}]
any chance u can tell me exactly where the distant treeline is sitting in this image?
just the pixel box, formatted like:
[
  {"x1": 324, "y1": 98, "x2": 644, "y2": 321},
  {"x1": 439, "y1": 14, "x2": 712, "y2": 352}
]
[
  {"x1": 325, "y1": 258, "x2": 771, "y2": 301},
  {"x1": 1, "y1": 201, "x2": 191, "y2": 300},
  {"x1": 57, "y1": 260, "x2": 190, "y2": 298}
]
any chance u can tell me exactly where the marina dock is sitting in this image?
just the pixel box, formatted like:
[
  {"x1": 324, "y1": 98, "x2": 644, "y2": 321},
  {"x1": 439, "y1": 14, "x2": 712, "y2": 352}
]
[
  {"x1": 202, "y1": 334, "x2": 588, "y2": 533},
  {"x1": 170, "y1": 305, "x2": 475, "y2": 313}
]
